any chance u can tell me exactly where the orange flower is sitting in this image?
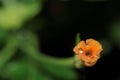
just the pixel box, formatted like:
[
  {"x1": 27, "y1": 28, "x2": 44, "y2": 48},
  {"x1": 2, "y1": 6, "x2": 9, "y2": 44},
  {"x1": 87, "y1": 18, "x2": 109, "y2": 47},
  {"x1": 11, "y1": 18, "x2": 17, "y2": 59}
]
[{"x1": 73, "y1": 39, "x2": 103, "y2": 67}]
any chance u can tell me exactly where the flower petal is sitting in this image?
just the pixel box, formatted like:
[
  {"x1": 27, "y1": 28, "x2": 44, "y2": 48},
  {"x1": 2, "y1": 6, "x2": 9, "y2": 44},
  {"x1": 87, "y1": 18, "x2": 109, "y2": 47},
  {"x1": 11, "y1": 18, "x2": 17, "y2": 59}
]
[{"x1": 73, "y1": 38, "x2": 103, "y2": 67}]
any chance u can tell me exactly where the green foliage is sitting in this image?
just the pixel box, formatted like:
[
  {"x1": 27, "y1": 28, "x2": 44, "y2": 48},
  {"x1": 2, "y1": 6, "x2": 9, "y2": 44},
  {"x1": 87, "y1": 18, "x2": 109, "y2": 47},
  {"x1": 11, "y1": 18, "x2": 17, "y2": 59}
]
[
  {"x1": 75, "y1": 33, "x2": 81, "y2": 45},
  {"x1": 109, "y1": 21, "x2": 120, "y2": 48},
  {"x1": 42, "y1": 63, "x2": 78, "y2": 80},
  {"x1": 0, "y1": 0, "x2": 42, "y2": 30},
  {"x1": 2, "y1": 60, "x2": 28, "y2": 80},
  {"x1": 0, "y1": 28, "x2": 8, "y2": 41},
  {"x1": 19, "y1": 31, "x2": 78, "y2": 80},
  {"x1": 0, "y1": 0, "x2": 81, "y2": 80},
  {"x1": 1, "y1": 59, "x2": 50, "y2": 80},
  {"x1": 0, "y1": 31, "x2": 79, "y2": 80},
  {"x1": 27, "y1": 63, "x2": 51, "y2": 80},
  {"x1": 0, "y1": 35, "x2": 19, "y2": 69}
]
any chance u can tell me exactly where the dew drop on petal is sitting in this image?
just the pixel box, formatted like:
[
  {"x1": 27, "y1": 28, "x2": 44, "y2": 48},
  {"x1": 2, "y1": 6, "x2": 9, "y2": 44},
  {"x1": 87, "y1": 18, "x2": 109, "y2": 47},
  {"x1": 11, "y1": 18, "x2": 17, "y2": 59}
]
[{"x1": 78, "y1": 48, "x2": 83, "y2": 54}]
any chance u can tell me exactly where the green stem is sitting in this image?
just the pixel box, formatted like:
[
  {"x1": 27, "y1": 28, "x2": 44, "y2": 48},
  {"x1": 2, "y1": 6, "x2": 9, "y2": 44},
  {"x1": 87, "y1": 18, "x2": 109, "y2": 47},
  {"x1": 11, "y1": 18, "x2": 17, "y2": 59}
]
[
  {"x1": 19, "y1": 31, "x2": 74, "y2": 68},
  {"x1": 21, "y1": 45, "x2": 74, "y2": 68},
  {"x1": 75, "y1": 33, "x2": 81, "y2": 45},
  {"x1": 27, "y1": 57, "x2": 51, "y2": 80},
  {"x1": 0, "y1": 35, "x2": 19, "y2": 69}
]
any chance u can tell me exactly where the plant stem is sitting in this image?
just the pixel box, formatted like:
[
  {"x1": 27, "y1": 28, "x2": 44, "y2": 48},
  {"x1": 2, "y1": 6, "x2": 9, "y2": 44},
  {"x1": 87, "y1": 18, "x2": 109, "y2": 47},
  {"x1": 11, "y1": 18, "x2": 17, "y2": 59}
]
[
  {"x1": 19, "y1": 31, "x2": 75, "y2": 68},
  {"x1": 22, "y1": 45, "x2": 74, "y2": 68},
  {"x1": 0, "y1": 35, "x2": 19, "y2": 69}
]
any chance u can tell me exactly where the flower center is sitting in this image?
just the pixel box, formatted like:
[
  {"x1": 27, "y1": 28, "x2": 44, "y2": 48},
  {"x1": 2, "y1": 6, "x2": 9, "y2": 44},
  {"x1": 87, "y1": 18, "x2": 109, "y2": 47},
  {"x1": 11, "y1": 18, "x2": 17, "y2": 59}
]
[{"x1": 85, "y1": 51, "x2": 92, "y2": 56}]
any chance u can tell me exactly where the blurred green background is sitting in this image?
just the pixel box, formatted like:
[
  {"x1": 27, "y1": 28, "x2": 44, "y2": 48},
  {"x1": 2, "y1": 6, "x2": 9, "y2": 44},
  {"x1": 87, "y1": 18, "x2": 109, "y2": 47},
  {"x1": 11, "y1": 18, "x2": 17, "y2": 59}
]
[{"x1": 0, "y1": 0, "x2": 120, "y2": 80}]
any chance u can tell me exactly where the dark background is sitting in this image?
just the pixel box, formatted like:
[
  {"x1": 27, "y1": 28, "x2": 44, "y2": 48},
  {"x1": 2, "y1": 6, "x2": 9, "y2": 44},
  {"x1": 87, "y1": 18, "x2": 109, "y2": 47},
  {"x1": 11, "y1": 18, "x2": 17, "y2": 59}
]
[{"x1": 38, "y1": 1, "x2": 120, "y2": 80}]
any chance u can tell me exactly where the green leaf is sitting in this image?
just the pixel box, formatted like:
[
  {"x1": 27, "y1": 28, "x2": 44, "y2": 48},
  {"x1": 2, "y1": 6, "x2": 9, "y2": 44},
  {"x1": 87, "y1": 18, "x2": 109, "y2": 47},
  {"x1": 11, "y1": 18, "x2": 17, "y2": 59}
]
[
  {"x1": 0, "y1": 28, "x2": 8, "y2": 42},
  {"x1": 1, "y1": 59, "x2": 51, "y2": 80},
  {"x1": 28, "y1": 61, "x2": 51, "y2": 80},
  {"x1": 1, "y1": 60, "x2": 28, "y2": 80},
  {"x1": 0, "y1": 35, "x2": 19, "y2": 69},
  {"x1": 0, "y1": 0, "x2": 42, "y2": 30}
]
